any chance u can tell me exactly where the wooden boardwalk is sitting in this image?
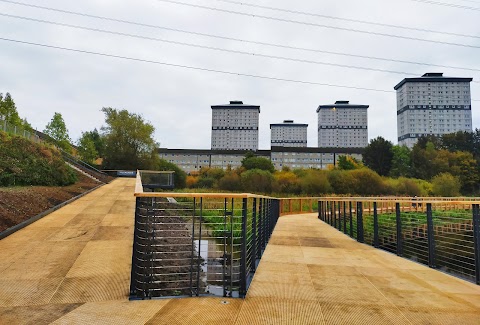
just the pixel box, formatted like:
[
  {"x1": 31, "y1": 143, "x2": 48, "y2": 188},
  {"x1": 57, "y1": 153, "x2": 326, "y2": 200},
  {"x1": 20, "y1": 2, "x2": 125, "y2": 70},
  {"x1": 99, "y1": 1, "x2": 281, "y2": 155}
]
[{"x1": 0, "y1": 178, "x2": 479, "y2": 324}]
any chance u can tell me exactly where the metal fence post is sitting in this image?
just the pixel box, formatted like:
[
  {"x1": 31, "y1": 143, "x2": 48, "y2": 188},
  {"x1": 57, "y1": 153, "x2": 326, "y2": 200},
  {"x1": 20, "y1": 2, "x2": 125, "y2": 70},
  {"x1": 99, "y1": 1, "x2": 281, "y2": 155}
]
[
  {"x1": 240, "y1": 198, "x2": 248, "y2": 297},
  {"x1": 357, "y1": 202, "x2": 364, "y2": 243},
  {"x1": 326, "y1": 201, "x2": 330, "y2": 224},
  {"x1": 343, "y1": 201, "x2": 347, "y2": 234},
  {"x1": 333, "y1": 201, "x2": 337, "y2": 229},
  {"x1": 251, "y1": 198, "x2": 257, "y2": 271},
  {"x1": 349, "y1": 201, "x2": 353, "y2": 238},
  {"x1": 129, "y1": 197, "x2": 141, "y2": 299},
  {"x1": 318, "y1": 201, "x2": 322, "y2": 220},
  {"x1": 192, "y1": 198, "x2": 198, "y2": 297},
  {"x1": 426, "y1": 203, "x2": 436, "y2": 269},
  {"x1": 373, "y1": 202, "x2": 379, "y2": 248},
  {"x1": 473, "y1": 204, "x2": 480, "y2": 285},
  {"x1": 338, "y1": 201, "x2": 342, "y2": 232},
  {"x1": 322, "y1": 200, "x2": 326, "y2": 221},
  {"x1": 257, "y1": 199, "x2": 263, "y2": 258},
  {"x1": 396, "y1": 202, "x2": 403, "y2": 257}
]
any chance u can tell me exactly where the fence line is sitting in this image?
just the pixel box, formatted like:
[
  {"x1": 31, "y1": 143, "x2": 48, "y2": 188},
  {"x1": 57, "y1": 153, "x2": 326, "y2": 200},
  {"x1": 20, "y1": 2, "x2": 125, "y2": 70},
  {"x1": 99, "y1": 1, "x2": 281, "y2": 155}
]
[
  {"x1": 318, "y1": 198, "x2": 480, "y2": 285},
  {"x1": 0, "y1": 118, "x2": 41, "y2": 143}
]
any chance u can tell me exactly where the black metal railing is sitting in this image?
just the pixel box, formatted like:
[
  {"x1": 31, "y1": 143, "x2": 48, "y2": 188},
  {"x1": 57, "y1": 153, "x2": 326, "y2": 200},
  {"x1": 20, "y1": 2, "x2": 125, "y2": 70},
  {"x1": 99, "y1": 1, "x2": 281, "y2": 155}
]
[
  {"x1": 318, "y1": 198, "x2": 480, "y2": 285},
  {"x1": 130, "y1": 173, "x2": 280, "y2": 299},
  {"x1": 60, "y1": 149, "x2": 112, "y2": 183}
]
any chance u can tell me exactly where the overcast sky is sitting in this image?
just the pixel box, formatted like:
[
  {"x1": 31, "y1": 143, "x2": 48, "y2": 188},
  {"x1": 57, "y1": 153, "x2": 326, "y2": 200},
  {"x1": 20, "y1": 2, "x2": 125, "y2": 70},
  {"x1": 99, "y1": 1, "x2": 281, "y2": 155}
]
[{"x1": 0, "y1": 0, "x2": 479, "y2": 149}]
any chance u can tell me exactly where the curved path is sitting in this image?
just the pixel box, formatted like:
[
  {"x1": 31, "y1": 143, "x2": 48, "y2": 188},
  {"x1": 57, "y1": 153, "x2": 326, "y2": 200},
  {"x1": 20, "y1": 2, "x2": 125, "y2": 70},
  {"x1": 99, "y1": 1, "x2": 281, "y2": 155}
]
[{"x1": 0, "y1": 178, "x2": 479, "y2": 324}]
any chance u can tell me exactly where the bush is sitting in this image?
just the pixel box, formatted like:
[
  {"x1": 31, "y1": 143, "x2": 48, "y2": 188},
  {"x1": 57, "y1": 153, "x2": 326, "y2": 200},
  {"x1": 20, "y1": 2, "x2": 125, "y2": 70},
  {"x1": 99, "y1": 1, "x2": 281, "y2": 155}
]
[
  {"x1": 195, "y1": 177, "x2": 216, "y2": 189},
  {"x1": 384, "y1": 177, "x2": 422, "y2": 196},
  {"x1": 154, "y1": 158, "x2": 187, "y2": 188},
  {"x1": 218, "y1": 172, "x2": 242, "y2": 191},
  {"x1": 431, "y1": 173, "x2": 461, "y2": 197},
  {"x1": 241, "y1": 155, "x2": 275, "y2": 173},
  {"x1": 348, "y1": 169, "x2": 384, "y2": 195},
  {"x1": 0, "y1": 132, "x2": 77, "y2": 186},
  {"x1": 413, "y1": 179, "x2": 433, "y2": 196},
  {"x1": 273, "y1": 170, "x2": 301, "y2": 194},
  {"x1": 299, "y1": 169, "x2": 332, "y2": 195},
  {"x1": 241, "y1": 169, "x2": 274, "y2": 193},
  {"x1": 328, "y1": 170, "x2": 357, "y2": 195},
  {"x1": 186, "y1": 175, "x2": 198, "y2": 188}
]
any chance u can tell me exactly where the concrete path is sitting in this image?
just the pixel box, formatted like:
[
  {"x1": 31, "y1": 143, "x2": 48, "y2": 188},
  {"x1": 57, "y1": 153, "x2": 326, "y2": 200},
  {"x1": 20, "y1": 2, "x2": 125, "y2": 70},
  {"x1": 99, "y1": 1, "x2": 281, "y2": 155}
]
[{"x1": 0, "y1": 178, "x2": 479, "y2": 324}]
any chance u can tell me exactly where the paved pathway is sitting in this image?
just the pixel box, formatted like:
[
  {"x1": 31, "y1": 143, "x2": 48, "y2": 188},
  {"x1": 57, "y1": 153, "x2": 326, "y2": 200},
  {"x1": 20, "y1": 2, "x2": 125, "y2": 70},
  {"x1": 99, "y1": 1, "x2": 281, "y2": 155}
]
[{"x1": 0, "y1": 178, "x2": 479, "y2": 324}]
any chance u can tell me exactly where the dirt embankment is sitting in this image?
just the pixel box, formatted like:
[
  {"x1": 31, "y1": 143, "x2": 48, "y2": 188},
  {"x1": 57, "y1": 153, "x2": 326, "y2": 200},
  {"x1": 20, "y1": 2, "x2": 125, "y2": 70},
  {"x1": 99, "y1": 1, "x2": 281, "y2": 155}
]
[{"x1": 0, "y1": 173, "x2": 101, "y2": 233}]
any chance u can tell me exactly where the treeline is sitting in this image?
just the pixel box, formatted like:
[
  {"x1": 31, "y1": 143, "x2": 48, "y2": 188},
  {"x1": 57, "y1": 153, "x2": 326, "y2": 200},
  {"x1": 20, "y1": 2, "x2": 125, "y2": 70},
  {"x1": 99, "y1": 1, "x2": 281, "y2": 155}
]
[
  {"x1": 3, "y1": 91, "x2": 478, "y2": 196},
  {"x1": 1, "y1": 92, "x2": 186, "y2": 187},
  {"x1": 362, "y1": 134, "x2": 480, "y2": 195},
  {"x1": 184, "y1": 153, "x2": 438, "y2": 196}
]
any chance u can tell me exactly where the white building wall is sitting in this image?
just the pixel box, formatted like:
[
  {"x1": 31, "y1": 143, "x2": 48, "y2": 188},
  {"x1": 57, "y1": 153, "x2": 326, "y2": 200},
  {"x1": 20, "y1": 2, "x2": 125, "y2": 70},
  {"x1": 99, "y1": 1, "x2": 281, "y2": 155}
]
[
  {"x1": 396, "y1": 76, "x2": 472, "y2": 148},
  {"x1": 159, "y1": 150, "x2": 363, "y2": 173},
  {"x1": 270, "y1": 121, "x2": 308, "y2": 147},
  {"x1": 317, "y1": 102, "x2": 368, "y2": 148},
  {"x1": 211, "y1": 102, "x2": 260, "y2": 150}
]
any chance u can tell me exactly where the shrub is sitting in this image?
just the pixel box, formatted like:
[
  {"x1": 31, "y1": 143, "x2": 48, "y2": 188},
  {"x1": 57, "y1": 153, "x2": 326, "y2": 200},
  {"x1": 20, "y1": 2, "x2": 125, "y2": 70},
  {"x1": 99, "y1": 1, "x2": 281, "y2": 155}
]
[
  {"x1": 241, "y1": 169, "x2": 274, "y2": 193},
  {"x1": 348, "y1": 169, "x2": 384, "y2": 195},
  {"x1": 218, "y1": 172, "x2": 242, "y2": 191},
  {"x1": 328, "y1": 170, "x2": 357, "y2": 195},
  {"x1": 273, "y1": 171, "x2": 301, "y2": 194},
  {"x1": 154, "y1": 158, "x2": 187, "y2": 188},
  {"x1": 299, "y1": 169, "x2": 332, "y2": 195},
  {"x1": 0, "y1": 131, "x2": 77, "y2": 186},
  {"x1": 431, "y1": 173, "x2": 461, "y2": 197}
]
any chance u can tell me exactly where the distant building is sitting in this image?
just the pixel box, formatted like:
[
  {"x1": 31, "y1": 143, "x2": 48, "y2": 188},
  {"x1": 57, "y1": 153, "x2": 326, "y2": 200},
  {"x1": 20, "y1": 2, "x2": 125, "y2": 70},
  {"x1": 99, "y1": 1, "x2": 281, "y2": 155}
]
[
  {"x1": 158, "y1": 147, "x2": 363, "y2": 173},
  {"x1": 317, "y1": 101, "x2": 368, "y2": 148},
  {"x1": 211, "y1": 101, "x2": 260, "y2": 150},
  {"x1": 395, "y1": 73, "x2": 473, "y2": 148},
  {"x1": 270, "y1": 120, "x2": 308, "y2": 147}
]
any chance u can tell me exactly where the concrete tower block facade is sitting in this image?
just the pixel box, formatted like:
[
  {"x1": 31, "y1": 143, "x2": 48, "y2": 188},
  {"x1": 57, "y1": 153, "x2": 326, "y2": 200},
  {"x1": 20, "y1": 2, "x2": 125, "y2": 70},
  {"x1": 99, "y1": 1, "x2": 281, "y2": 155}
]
[
  {"x1": 270, "y1": 120, "x2": 308, "y2": 147},
  {"x1": 211, "y1": 101, "x2": 260, "y2": 150},
  {"x1": 317, "y1": 101, "x2": 368, "y2": 148},
  {"x1": 395, "y1": 73, "x2": 473, "y2": 148}
]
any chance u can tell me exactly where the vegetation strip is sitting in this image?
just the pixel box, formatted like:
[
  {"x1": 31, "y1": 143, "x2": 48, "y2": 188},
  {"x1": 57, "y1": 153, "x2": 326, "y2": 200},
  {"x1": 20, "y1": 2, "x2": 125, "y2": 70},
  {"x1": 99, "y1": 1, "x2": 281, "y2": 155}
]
[{"x1": 0, "y1": 182, "x2": 105, "y2": 240}]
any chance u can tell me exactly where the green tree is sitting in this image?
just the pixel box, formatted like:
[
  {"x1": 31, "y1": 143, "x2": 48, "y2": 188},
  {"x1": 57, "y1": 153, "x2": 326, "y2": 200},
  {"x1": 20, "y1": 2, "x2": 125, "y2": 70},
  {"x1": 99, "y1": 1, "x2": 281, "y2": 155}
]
[
  {"x1": 43, "y1": 112, "x2": 72, "y2": 151},
  {"x1": 441, "y1": 131, "x2": 475, "y2": 154},
  {"x1": 80, "y1": 129, "x2": 104, "y2": 157},
  {"x1": 362, "y1": 137, "x2": 394, "y2": 176},
  {"x1": 472, "y1": 129, "x2": 480, "y2": 159},
  {"x1": 337, "y1": 155, "x2": 362, "y2": 170},
  {"x1": 431, "y1": 173, "x2": 461, "y2": 197},
  {"x1": 101, "y1": 107, "x2": 158, "y2": 170},
  {"x1": 416, "y1": 135, "x2": 441, "y2": 150},
  {"x1": 452, "y1": 151, "x2": 479, "y2": 193},
  {"x1": 241, "y1": 155, "x2": 275, "y2": 173},
  {"x1": 0, "y1": 92, "x2": 22, "y2": 126},
  {"x1": 154, "y1": 158, "x2": 187, "y2": 188},
  {"x1": 77, "y1": 134, "x2": 98, "y2": 164},
  {"x1": 411, "y1": 142, "x2": 439, "y2": 180},
  {"x1": 390, "y1": 145, "x2": 411, "y2": 178}
]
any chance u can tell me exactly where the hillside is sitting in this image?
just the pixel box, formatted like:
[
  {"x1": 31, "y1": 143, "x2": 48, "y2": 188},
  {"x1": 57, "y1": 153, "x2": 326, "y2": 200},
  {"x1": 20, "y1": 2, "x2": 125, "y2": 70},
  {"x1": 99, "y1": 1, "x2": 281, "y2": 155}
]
[{"x1": 0, "y1": 131, "x2": 101, "y2": 233}]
